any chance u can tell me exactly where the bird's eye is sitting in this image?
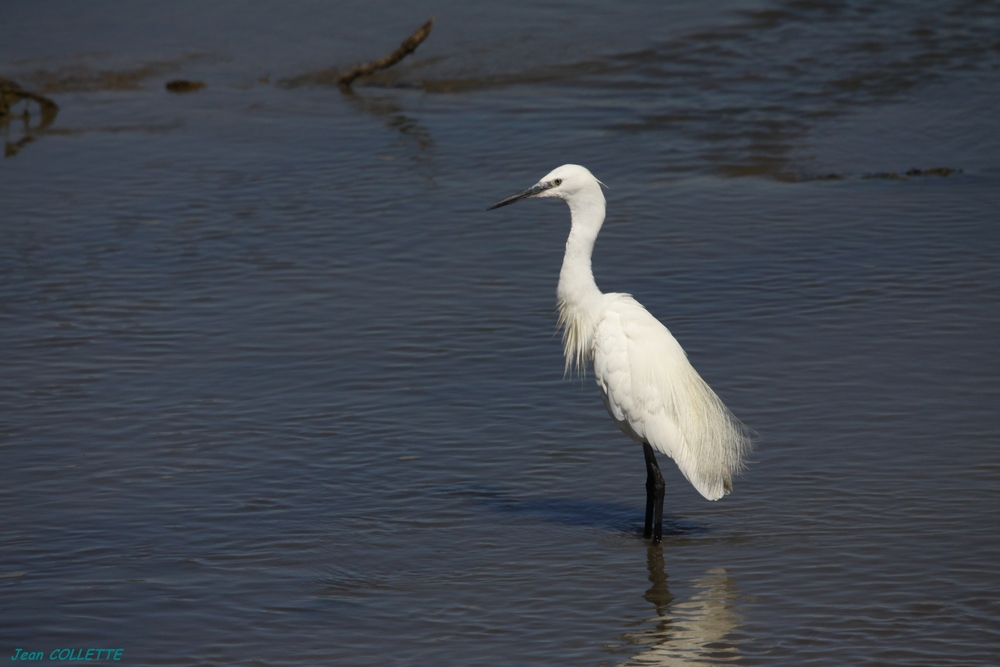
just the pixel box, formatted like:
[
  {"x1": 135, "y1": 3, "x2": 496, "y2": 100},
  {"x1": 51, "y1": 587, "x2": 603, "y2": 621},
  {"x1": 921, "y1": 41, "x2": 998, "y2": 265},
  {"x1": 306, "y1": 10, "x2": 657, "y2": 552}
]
[{"x1": 553, "y1": 179, "x2": 563, "y2": 186}]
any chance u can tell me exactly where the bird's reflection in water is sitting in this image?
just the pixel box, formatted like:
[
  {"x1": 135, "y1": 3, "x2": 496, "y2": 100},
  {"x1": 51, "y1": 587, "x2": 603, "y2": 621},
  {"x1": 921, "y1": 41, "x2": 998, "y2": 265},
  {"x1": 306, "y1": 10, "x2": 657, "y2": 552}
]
[{"x1": 619, "y1": 546, "x2": 740, "y2": 666}]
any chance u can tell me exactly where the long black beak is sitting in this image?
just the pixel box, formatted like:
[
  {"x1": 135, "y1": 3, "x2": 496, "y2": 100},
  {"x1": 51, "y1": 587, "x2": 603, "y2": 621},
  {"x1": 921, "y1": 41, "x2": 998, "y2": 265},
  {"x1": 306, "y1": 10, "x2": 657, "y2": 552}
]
[{"x1": 486, "y1": 181, "x2": 555, "y2": 210}]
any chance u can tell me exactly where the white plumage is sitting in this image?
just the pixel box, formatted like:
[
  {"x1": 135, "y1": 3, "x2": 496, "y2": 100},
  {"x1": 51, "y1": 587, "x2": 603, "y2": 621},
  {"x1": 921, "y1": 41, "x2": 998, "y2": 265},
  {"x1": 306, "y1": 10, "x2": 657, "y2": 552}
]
[
  {"x1": 592, "y1": 295, "x2": 745, "y2": 500},
  {"x1": 489, "y1": 164, "x2": 750, "y2": 542}
]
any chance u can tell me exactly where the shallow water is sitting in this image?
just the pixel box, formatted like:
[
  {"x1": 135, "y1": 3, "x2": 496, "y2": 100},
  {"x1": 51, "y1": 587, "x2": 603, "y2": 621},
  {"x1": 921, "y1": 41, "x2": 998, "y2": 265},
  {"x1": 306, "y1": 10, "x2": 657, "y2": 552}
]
[{"x1": 2, "y1": 2, "x2": 999, "y2": 665}]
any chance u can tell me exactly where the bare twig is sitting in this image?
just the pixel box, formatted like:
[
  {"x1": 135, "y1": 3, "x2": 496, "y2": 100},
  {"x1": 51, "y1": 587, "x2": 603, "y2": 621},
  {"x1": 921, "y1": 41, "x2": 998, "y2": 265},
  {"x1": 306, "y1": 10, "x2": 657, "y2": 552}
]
[
  {"x1": 337, "y1": 19, "x2": 434, "y2": 88},
  {"x1": 0, "y1": 76, "x2": 58, "y2": 127}
]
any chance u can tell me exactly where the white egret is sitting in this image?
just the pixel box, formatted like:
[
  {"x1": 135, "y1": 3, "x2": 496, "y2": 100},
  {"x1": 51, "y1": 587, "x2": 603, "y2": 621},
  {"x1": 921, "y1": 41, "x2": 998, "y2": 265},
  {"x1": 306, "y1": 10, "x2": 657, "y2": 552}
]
[{"x1": 488, "y1": 165, "x2": 751, "y2": 543}]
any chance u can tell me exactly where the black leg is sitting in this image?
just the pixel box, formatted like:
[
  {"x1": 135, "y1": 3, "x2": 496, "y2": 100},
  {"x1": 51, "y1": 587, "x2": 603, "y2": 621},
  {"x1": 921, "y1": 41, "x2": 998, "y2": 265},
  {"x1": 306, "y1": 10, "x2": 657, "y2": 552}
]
[
  {"x1": 642, "y1": 442, "x2": 665, "y2": 543},
  {"x1": 643, "y1": 444, "x2": 655, "y2": 539}
]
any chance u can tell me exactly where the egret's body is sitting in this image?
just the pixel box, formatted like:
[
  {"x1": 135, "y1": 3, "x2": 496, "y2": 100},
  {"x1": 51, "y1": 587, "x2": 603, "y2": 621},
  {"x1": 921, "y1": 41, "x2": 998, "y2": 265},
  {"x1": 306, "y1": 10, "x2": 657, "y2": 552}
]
[{"x1": 489, "y1": 165, "x2": 750, "y2": 542}]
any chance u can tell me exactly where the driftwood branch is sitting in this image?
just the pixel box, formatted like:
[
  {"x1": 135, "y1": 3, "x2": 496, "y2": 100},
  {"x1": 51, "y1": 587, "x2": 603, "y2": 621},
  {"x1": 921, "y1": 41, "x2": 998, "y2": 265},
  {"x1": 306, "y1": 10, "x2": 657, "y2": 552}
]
[
  {"x1": 338, "y1": 19, "x2": 434, "y2": 88},
  {"x1": 0, "y1": 76, "x2": 59, "y2": 124},
  {"x1": 1, "y1": 76, "x2": 59, "y2": 157}
]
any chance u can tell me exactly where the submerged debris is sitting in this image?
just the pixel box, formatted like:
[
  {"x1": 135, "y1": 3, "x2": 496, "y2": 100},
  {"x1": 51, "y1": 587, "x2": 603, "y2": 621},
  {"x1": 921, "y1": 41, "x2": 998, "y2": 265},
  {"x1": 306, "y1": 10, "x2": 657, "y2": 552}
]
[
  {"x1": 863, "y1": 167, "x2": 962, "y2": 180},
  {"x1": 166, "y1": 79, "x2": 207, "y2": 93},
  {"x1": 22, "y1": 55, "x2": 211, "y2": 93},
  {"x1": 904, "y1": 167, "x2": 957, "y2": 177}
]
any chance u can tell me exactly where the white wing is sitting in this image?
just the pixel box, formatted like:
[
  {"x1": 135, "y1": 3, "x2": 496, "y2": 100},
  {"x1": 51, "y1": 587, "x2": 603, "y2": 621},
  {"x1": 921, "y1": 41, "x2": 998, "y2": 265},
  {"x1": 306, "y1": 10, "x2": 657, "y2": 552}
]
[{"x1": 592, "y1": 294, "x2": 749, "y2": 500}]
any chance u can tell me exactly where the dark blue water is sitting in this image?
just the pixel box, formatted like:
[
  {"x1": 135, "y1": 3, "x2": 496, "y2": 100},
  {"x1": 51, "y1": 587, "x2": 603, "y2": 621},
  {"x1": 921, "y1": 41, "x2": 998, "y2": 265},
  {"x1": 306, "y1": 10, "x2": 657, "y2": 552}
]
[{"x1": 3, "y1": 2, "x2": 999, "y2": 665}]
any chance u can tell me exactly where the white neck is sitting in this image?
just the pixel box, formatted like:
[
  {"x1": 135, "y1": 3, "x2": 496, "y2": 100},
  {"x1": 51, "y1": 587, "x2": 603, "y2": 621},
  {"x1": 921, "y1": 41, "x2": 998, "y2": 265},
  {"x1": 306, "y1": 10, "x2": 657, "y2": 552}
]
[{"x1": 556, "y1": 188, "x2": 606, "y2": 373}]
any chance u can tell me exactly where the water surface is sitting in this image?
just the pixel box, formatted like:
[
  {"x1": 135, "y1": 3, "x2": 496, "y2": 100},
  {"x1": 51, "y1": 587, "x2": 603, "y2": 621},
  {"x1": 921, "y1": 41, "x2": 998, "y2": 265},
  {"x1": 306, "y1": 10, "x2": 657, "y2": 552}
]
[{"x1": 2, "y1": 2, "x2": 999, "y2": 665}]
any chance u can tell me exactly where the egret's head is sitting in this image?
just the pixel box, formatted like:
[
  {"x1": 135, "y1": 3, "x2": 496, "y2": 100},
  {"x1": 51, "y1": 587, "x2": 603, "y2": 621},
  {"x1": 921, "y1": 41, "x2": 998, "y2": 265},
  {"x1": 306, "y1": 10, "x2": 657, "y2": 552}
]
[{"x1": 487, "y1": 164, "x2": 602, "y2": 210}]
